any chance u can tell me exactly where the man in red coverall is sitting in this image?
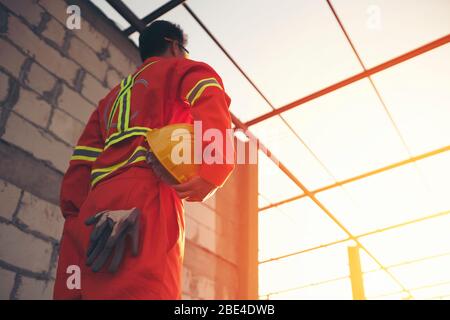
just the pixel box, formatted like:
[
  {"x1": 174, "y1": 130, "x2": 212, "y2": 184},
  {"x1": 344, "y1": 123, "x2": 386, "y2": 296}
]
[{"x1": 53, "y1": 20, "x2": 234, "y2": 300}]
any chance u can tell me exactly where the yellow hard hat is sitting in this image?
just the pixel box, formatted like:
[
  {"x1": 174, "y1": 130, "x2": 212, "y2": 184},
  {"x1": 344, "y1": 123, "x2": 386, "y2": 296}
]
[{"x1": 146, "y1": 123, "x2": 199, "y2": 183}]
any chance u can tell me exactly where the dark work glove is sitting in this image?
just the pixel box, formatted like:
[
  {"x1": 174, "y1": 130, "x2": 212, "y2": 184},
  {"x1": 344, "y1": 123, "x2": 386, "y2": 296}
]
[{"x1": 84, "y1": 208, "x2": 140, "y2": 273}]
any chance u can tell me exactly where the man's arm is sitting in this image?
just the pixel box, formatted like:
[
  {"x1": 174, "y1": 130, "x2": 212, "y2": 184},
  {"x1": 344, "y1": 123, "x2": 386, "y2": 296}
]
[
  {"x1": 60, "y1": 107, "x2": 104, "y2": 218},
  {"x1": 173, "y1": 60, "x2": 235, "y2": 201}
]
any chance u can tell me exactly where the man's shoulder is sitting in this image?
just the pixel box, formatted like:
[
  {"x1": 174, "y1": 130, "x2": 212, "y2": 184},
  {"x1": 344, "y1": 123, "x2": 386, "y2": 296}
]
[{"x1": 174, "y1": 58, "x2": 218, "y2": 75}]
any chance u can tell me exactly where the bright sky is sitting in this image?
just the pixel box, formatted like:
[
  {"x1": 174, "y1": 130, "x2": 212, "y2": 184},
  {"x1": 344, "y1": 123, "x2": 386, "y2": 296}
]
[{"x1": 91, "y1": 0, "x2": 450, "y2": 300}]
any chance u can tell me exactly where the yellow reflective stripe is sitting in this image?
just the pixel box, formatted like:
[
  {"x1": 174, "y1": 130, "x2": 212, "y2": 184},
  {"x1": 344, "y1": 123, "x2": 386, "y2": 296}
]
[
  {"x1": 117, "y1": 89, "x2": 125, "y2": 132},
  {"x1": 91, "y1": 146, "x2": 147, "y2": 186},
  {"x1": 91, "y1": 174, "x2": 104, "y2": 186},
  {"x1": 105, "y1": 61, "x2": 158, "y2": 140},
  {"x1": 129, "y1": 156, "x2": 147, "y2": 165},
  {"x1": 117, "y1": 87, "x2": 132, "y2": 133},
  {"x1": 186, "y1": 78, "x2": 215, "y2": 100},
  {"x1": 108, "y1": 76, "x2": 132, "y2": 131},
  {"x1": 107, "y1": 79, "x2": 125, "y2": 131},
  {"x1": 124, "y1": 89, "x2": 131, "y2": 131},
  {"x1": 114, "y1": 76, "x2": 132, "y2": 132},
  {"x1": 104, "y1": 126, "x2": 151, "y2": 146},
  {"x1": 186, "y1": 77, "x2": 223, "y2": 106},
  {"x1": 118, "y1": 60, "x2": 158, "y2": 132},
  {"x1": 105, "y1": 126, "x2": 151, "y2": 141},
  {"x1": 71, "y1": 155, "x2": 97, "y2": 162},
  {"x1": 71, "y1": 145, "x2": 103, "y2": 162},
  {"x1": 191, "y1": 82, "x2": 223, "y2": 106},
  {"x1": 133, "y1": 60, "x2": 159, "y2": 81},
  {"x1": 74, "y1": 146, "x2": 103, "y2": 153},
  {"x1": 91, "y1": 146, "x2": 147, "y2": 174},
  {"x1": 91, "y1": 156, "x2": 147, "y2": 186},
  {"x1": 104, "y1": 130, "x2": 148, "y2": 151}
]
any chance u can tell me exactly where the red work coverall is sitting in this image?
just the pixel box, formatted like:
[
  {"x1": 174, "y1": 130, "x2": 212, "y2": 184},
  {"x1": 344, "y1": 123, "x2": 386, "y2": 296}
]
[{"x1": 53, "y1": 56, "x2": 234, "y2": 299}]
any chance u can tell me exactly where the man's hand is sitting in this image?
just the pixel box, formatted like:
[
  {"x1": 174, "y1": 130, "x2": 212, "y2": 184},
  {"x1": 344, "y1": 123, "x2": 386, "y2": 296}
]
[
  {"x1": 172, "y1": 176, "x2": 218, "y2": 202},
  {"x1": 84, "y1": 208, "x2": 140, "y2": 273}
]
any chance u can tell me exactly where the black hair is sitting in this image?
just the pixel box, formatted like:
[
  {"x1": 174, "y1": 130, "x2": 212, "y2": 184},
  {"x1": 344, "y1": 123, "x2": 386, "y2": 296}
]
[{"x1": 139, "y1": 20, "x2": 185, "y2": 61}]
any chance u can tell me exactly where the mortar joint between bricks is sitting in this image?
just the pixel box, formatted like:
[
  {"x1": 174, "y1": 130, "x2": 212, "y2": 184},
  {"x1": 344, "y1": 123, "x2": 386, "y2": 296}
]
[
  {"x1": 2, "y1": 4, "x2": 78, "y2": 85},
  {"x1": 0, "y1": 215, "x2": 13, "y2": 225},
  {"x1": 34, "y1": 11, "x2": 51, "y2": 35},
  {"x1": 9, "y1": 273, "x2": 22, "y2": 300},
  {"x1": 11, "y1": 189, "x2": 25, "y2": 220},
  {"x1": 44, "y1": 127, "x2": 74, "y2": 149},
  {"x1": 43, "y1": 80, "x2": 63, "y2": 107},
  {"x1": 61, "y1": 30, "x2": 75, "y2": 57},
  {"x1": 0, "y1": 77, "x2": 20, "y2": 138},
  {"x1": 0, "y1": 139, "x2": 65, "y2": 178},
  {"x1": 0, "y1": 27, "x2": 81, "y2": 96},
  {"x1": 12, "y1": 217, "x2": 59, "y2": 244},
  {"x1": 73, "y1": 68, "x2": 86, "y2": 93},
  {"x1": 18, "y1": 58, "x2": 34, "y2": 87},
  {"x1": 47, "y1": 241, "x2": 61, "y2": 279},
  {"x1": 45, "y1": 112, "x2": 55, "y2": 133},
  {"x1": 43, "y1": 80, "x2": 64, "y2": 130},
  {"x1": 0, "y1": 3, "x2": 8, "y2": 34},
  {"x1": 0, "y1": 259, "x2": 49, "y2": 281},
  {"x1": 42, "y1": 36, "x2": 67, "y2": 57},
  {"x1": 1, "y1": 3, "x2": 41, "y2": 38},
  {"x1": 0, "y1": 258, "x2": 51, "y2": 292},
  {"x1": 8, "y1": 110, "x2": 60, "y2": 146},
  {"x1": 97, "y1": 47, "x2": 111, "y2": 61}
]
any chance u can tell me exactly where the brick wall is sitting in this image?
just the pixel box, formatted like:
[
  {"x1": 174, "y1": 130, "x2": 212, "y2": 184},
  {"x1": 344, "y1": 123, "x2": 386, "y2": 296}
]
[{"x1": 0, "y1": 0, "x2": 258, "y2": 300}]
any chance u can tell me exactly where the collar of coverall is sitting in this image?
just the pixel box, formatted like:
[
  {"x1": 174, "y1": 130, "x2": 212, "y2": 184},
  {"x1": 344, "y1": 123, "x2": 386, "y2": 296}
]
[
  {"x1": 142, "y1": 56, "x2": 163, "y2": 66},
  {"x1": 141, "y1": 54, "x2": 189, "y2": 66}
]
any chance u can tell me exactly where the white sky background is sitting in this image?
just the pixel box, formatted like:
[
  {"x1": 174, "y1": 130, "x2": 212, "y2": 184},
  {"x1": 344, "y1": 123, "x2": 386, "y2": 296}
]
[{"x1": 90, "y1": 0, "x2": 450, "y2": 300}]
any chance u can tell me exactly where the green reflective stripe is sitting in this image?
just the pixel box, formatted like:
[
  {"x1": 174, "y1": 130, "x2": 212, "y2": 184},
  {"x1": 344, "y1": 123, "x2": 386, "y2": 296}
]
[
  {"x1": 106, "y1": 130, "x2": 148, "y2": 150},
  {"x1": 116, "y1": 75, "x2": 134, "y2": 133},
  {"x1": 117, "y1": 61, "x2": 158, "y2": 131},
  {"x1": 124, "y1": 89, "x2": 131, "y2": 131},
  {"x1": 72, "y1": 148, "x2": 101, "y2": 158},
  {"x1": 91, "y1": 147, "x2": 148, "y2": 187},
  {"x1": 107, "y1": 79, "x2": 125, "y2": 131},
  {"x1": 91, "y1": 155, "x2": 147, "y2": 187},
  {"x1": 105, "y1": 126, "x2": 150, "y2": 145},
  {"x1": 105, "y1": 60, "x2": 159, "y2": 143},
  {"x1": 117, "y1": 61, "x2": 158, "y2": 133},
  {"x1": 104, "y1": 127, "x2": 150, "y2": 150},
  {"x1": 91, "y1": 147, "x2": 146, "y2": 175},
  {"x1": 74, "y1": 146, "x2": 103, "y2": 153},
  {"x1": 108, "y1": 75, "x2": 132, "y2": 131},
  {"x1": 186, "y1": 78, "x2": 222, "y2": 105},
  {"x1": 118, "y1": 86, "x2": 131, "y2": 132},
  {"x1": 107, "y1": 78, "x2": 125, "y2": 131},
  {"x1": 70, "y1": 146, "x2": 102, "y2": 162},
  {"x1": 71, "y1": 155, "x2": 97, "y2": 162},
  {"x1": 116, "y1": 88, "x2": 125, "y2": 132},
  {"x1": 133, "y1": 60, "x2": 159, "y2": 81}
]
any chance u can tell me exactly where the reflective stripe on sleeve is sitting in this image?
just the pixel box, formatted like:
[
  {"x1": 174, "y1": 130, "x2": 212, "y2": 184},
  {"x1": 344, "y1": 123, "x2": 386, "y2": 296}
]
[
  {"x1": 70, "y1": 146, "x2": 103, "y2": 162},
  {"x1": 186, "y1": 77, "x2": 223, "y2": 106}
]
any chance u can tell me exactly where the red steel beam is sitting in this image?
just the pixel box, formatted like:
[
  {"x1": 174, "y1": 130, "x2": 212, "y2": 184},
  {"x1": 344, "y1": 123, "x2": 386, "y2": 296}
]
[{"x1": 246, "y1": 34, "x2": 450, "y2": 126}]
